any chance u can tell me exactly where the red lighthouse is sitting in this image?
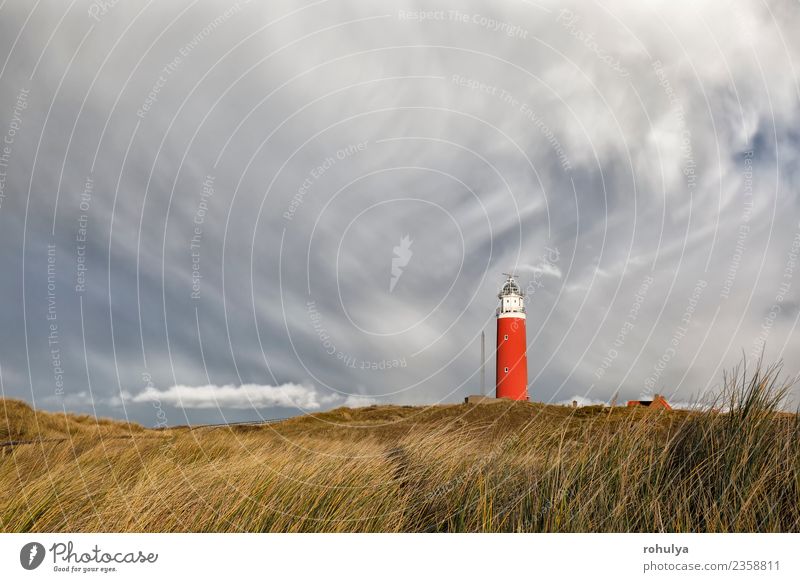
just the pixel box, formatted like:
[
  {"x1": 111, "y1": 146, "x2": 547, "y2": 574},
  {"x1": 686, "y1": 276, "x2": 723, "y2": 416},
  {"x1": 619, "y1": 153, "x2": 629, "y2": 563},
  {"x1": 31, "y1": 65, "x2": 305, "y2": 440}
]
[{"x1": 496, "y1": 274, "x2": 528, "y2": 400}]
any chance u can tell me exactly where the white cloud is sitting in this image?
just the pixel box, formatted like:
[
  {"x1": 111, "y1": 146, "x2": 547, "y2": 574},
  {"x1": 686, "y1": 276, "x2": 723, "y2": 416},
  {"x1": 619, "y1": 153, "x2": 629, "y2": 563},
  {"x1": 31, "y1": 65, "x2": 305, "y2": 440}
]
[
  {"x1": 557, "y1": 395, "x2": 608, "y2": 407},
  {"x1": 341, "y1": 394, "x2": 378, "y2": 408},
  {"x1": 129, "y1": 383, "x2": 375, "y2": 410}
]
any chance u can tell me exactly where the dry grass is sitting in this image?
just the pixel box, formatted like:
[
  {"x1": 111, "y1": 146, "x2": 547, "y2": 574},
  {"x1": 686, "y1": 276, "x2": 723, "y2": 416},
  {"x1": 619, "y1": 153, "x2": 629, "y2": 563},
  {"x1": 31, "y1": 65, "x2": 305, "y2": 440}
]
[{"x1": 1, "y1": 362, "x2": 798, "y2": 532}]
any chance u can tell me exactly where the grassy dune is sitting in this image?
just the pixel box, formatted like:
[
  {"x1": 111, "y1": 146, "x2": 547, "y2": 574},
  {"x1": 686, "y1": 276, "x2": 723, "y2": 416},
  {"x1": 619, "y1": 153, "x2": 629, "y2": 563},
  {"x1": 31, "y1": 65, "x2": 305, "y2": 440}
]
[{"x1": 1, "y1": 363, "x2": 798, "y2": 532}]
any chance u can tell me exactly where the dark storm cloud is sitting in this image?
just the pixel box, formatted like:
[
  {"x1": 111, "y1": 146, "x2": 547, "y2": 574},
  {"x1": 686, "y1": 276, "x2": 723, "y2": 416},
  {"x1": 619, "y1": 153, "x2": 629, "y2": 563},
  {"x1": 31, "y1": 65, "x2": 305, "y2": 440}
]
[{"x1": 0, "y1": 0, "x2": 799, "y2": 425}]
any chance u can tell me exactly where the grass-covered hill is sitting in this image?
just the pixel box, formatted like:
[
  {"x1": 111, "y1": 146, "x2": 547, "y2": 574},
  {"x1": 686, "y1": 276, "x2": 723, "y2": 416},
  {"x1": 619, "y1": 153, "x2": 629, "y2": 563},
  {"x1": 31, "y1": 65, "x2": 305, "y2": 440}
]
[{"x1": 2, "y1": 363, "x2": 798, "y2": 532}]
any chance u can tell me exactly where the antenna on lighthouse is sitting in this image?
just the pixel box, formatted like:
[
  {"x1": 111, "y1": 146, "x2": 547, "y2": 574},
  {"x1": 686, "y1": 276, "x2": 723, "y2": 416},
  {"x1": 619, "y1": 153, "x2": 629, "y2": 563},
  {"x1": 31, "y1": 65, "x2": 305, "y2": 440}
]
[{"x1": 480, "y1": 330, "x2": 486, "y2": 396}]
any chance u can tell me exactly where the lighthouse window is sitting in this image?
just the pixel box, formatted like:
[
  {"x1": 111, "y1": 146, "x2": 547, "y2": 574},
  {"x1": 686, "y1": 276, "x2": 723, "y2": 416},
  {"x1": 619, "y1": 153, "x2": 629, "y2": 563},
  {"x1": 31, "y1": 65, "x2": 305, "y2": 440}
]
[
  {"x1": 504, "y1": 334, "x2": 508, "y2": 340},
  {"x1": 504, "y1": 367, "x2": 509, "y2": 373}
]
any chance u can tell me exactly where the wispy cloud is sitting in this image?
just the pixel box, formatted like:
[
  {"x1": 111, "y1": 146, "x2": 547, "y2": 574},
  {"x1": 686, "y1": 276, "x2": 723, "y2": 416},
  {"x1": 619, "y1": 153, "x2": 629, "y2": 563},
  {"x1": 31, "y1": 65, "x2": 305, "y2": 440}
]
[
  {"x1": 518, "y1": 261, "x2": 563, "y2": 279},
  {"x1": 1, "y1": 0, "x2": 800, "y2": 424}
]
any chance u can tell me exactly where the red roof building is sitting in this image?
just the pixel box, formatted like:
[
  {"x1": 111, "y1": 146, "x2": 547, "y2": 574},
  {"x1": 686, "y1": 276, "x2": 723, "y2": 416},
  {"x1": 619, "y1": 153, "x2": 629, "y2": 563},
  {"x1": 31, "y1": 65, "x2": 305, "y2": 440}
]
[{"x1": 626, "y1": 394, "x2": 672, "y2": 410}]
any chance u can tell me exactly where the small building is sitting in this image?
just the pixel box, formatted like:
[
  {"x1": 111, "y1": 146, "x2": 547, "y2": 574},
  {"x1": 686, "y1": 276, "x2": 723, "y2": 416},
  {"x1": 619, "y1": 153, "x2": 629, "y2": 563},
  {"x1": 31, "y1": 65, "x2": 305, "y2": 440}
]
[
  {"x1": 464, "y1": 395, "x2": 504, "y2": 405},
  {"x1": 626, "y1": 394, "x2": 672, "y2": 410}
]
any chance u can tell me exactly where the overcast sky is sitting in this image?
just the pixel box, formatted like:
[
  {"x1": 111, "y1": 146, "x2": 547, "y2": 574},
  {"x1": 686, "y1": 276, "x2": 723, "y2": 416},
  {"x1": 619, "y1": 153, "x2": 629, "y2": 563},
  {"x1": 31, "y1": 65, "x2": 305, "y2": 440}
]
[{"x1": 1, "y1": 0, "x2": 799, "y2": 426}]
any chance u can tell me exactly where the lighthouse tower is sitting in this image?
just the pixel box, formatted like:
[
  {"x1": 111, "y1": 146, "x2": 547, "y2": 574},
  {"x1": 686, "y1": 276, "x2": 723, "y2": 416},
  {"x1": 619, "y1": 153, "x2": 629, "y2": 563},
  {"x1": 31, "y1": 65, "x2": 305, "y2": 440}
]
[{"x1": 496, "y1": 274, "x2": 528, "y2": 400}]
